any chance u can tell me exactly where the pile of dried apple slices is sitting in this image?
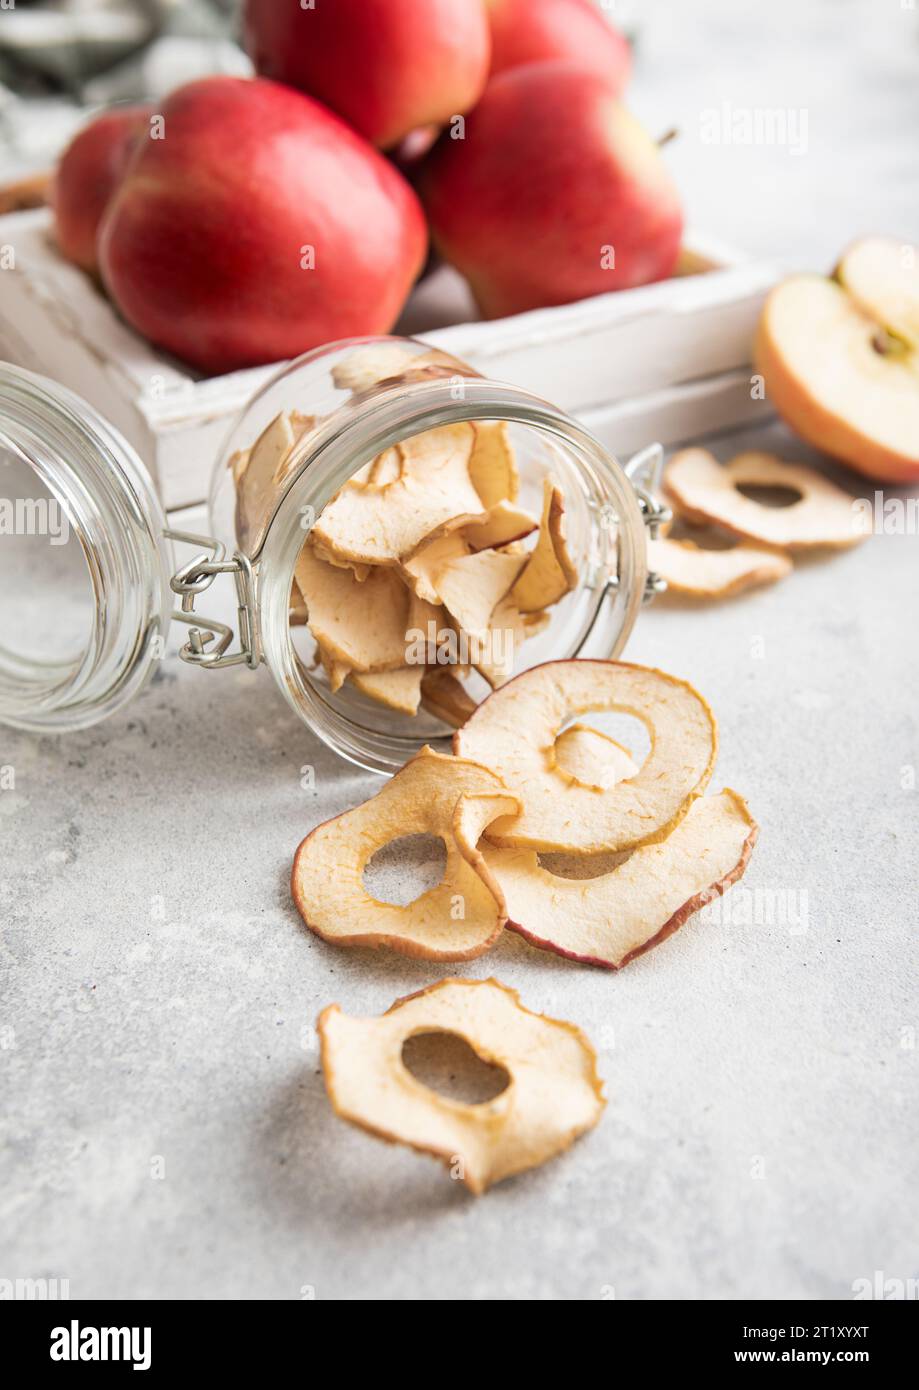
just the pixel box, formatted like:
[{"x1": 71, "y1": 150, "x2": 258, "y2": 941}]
[
  {"x1": 296, "y1": 657, "x2": 757, "y2": 1192},
  {"x1": 292, "y1": 658, "x2": 757, "y2": 972},
  {"x1": 235, "y1": 400, "x2": 579, "y2": 721}
]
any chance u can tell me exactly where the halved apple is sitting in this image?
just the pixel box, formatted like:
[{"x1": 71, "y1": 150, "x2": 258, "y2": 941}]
[
  {"x1": 754, "y1": 267, "x2": 919, "y2": 483},
  {"x1": 836, "y1": 237, "x2": 919, "y2": 349}
]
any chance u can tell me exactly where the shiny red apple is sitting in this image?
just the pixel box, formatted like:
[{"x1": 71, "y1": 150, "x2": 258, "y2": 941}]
[
  {"x1": 52, "y1": 104, "x2": 152, "y2": 275},
  {"x1": 486, "y1": 0, "x2": 631, "y2": 92},
  {"x1": 418, "y1": 63, "x2": 683, "y2": 319},
  {"x1": 243, "y1": 0, "x2": 491, "y2": 150},
  {"x1": 99, "y1": 77, "x2": 428, "y2": 375}
]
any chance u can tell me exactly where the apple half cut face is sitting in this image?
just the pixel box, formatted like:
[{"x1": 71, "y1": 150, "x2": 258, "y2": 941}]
[
  {"x1": 454, "y1": 659, "x2": 718, "y2": 855},
  {"x1": 318, "y1": 977, "x2": 605, "y2": 1195},
  {"x1": 664, "y1": 448, "x2": 864, "y2": 550},
  {"x1": 483, "y1": 789, "x2": 757, "y2": 970},
  {"x1": 754, "y1": 267, "x2": 919, "y2": 484},
  {"x1": 836, "y1": 237, "x2": 919, "y2": 353},
  {"x1": 291, "y1": 746, "x2": 519, "y2": 960}
]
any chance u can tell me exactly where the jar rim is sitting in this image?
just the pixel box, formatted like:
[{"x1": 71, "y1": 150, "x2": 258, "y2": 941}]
[{"x1": 256, "y1": 374, "x2": 648, "y2": 775}]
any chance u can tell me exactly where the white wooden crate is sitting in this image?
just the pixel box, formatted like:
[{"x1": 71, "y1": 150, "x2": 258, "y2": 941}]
[{"x1": 0, "y1": 210, "x2": 777, "y2": 510}]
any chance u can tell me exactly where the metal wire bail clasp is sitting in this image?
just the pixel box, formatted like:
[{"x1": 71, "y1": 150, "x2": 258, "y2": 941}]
[
  {"x1": 165, "y1": 530, "x2": 260, "y2": 671},
  {"x1": 624, "y1": 443, "x2": 671, "y2": 602}
]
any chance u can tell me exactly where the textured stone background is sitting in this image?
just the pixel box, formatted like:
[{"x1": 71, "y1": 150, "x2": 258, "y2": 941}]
[{"x1": 2, "y1": 0, "x2": 918, "y2": 1299}]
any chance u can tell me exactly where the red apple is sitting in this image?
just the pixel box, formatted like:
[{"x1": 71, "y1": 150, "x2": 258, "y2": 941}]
[
  {"x1": 52, "y1": 104, "x2": 152, "y2": 275},
  {"x1": 99, "y1": 77, "x2": 427, "y2": 376},
  {"x1": 243, "y1": 0, "x2": 491, "y2": 150},
  {"x1": 418, "y1": 63, "x2": 683, "y2": 319},
  {"x1": 486, "y1": 0, "x2": 631, "y2": 92}
]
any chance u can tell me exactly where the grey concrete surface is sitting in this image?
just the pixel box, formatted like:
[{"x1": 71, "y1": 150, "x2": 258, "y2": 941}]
[{"x1": 2, "y1": 0, "x2": 918, "y2": 1300}]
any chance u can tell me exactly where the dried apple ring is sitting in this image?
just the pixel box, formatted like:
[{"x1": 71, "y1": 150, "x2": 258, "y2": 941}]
[
  {"x1": 291, "y1": 747, "x2": 519, "y2": 960},
  {"x1": 664, "y1": 448, "x2": 863, "y2": 550},
  {"x1": 484, "y1": 789, "x2": 757, "y2": 969},
  {"x1": 318, "y1": 977, "x2": 605, "y2": 1194},
  {"x1": 454, "y1": 659, "x2": 717, "y2": 855},
  {"x1": 649, "y1": 535, "x2": 792, "y2": 598}
]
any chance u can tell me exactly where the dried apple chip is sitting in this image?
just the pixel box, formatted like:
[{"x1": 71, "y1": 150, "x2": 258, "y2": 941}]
[
  {"x1": 420, "y1": 669, "x2": 478, "y2": 727},
  {"x1": 350, "y1": 666, "x2": 424, "y2": 716},
  {"x1": 434, "y1": 547, "x2": 526, "y2": 645},
  {"x1": 483, "y1": 790, "x2": 757, "y2": 969},
  {"x1": 310, "y1": 423, "x2": 485, "y2": 566},
  {"x1": 350, "y1": 445, "x2": 403, "y2": 490},
  {"x1": 331, "y1": 341, "x2": 418, "y2": 392},
  {"x1": 318, "y1": 977, "x2": 605, "y2": 1194},
  {"x1": 470, "y1": 596, "x2": 525, "y2": 689},
  {"x1": 664, "y1": 448, "x2": 864, "y2": 550},
  {"x1": 316, "y1": 643, "x2": 350, "y2": 693},
  {"x1": 553, "y1": 724, "x2": 639, "y2": 791},
  {"x1": 235, "y1": 410, "x2": 316, "y2": 552},
  {"x1": 295, "y1": 544, "x2": 408, "y2": 672},
  {"x1": 291, "y1": 747, "x2": 518, "y2": 960},
  {"x1": 463, "y1": 500, "x2": 538, "y2": 551},
  {"x1": 331, "y1": 343, "x2": 460, "y2": 394},
  {"x1": 455, "y1": 660, "x2": 717, "y2": 855},
  {"x1": 510, "y1": 476, "x2": 578, "y2": 612},
  {"x1": 468, "y1": 421, "x2": 520, "y2": 507},
  {"x1": 401, "y1": 530, "x2": 470, "y2": 606},
  {"x1": 649, "y1": 535, "x2": 793, "y2": 598}
]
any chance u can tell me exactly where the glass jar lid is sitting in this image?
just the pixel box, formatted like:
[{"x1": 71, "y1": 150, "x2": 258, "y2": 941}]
[{"x1": 0, "y1": 363, "x2": 172, "y2": 732}]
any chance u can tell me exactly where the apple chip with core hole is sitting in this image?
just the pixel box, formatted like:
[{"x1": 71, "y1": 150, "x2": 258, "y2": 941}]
[
  {"x1": 291, "y1": 748, "x2": 519, "y2": 960},
  {"x1": 317, "y1": 977, "x2": 605, "y2": 1194},
  {"x1": 664, "y1": 448, "x2": 864, "y2": 550},
  {"x1": 455, "y1": 660, "x2": 717, "y2": 855},
  {"x1": 295, "y1": 545, "x2": 408, "y2": 672},
  {"x1": 483, "y1": 790, "x2": 757, "y2": 970},
  {"x1": 310, "y1": 423, "x2": 485, "y2": 566},
  {"x1": 649, "y1": 536, "x2": 792, "y2": 598},
  {"x1": 510, "y1": 477, "x2": 578, "y2": 612}
]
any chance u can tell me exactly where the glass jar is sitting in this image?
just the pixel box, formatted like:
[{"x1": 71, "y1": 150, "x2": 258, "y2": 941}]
[{"x1": 0, "y1": 338, "x2": 668, "y2": 773}]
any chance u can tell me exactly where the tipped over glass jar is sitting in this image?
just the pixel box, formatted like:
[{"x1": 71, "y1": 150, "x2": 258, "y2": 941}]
[{"x1": 0, "y1": 337, "x2": 668, "y2": 771}]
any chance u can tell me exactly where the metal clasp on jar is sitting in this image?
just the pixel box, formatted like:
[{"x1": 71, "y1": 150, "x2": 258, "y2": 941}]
[{"x1": 165, "y1": 529, "x2": 260, "y2": 671}]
